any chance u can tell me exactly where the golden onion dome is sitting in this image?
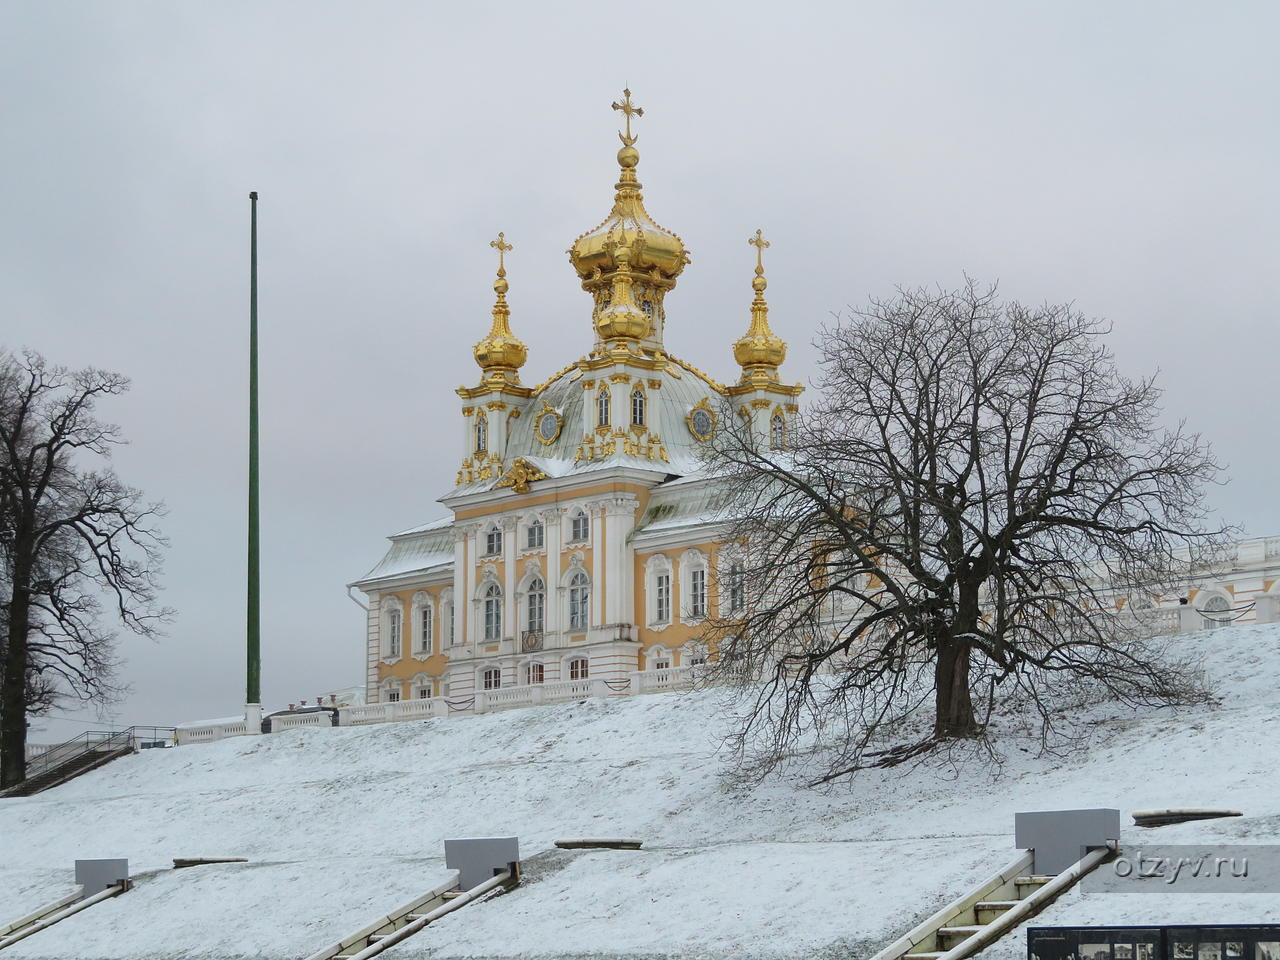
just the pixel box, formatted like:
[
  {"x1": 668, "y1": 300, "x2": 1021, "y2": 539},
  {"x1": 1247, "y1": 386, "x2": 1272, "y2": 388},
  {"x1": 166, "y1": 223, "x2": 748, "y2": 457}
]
[
  {"x1": 568, "y1": 90, "x2": 689, "y2": 347},
  {"x1": 473, "y1": 233, "x2": 527, "y2": 379},
  {"x1": 733, "y1": 229, "x2": 787, "y2": 375}
]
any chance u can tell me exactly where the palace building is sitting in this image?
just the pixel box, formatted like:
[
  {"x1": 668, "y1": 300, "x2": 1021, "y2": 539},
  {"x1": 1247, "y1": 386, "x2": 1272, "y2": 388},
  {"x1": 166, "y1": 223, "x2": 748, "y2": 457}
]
[{"x1": 349, "y1": 91, "x2": 802, "y2": 708}]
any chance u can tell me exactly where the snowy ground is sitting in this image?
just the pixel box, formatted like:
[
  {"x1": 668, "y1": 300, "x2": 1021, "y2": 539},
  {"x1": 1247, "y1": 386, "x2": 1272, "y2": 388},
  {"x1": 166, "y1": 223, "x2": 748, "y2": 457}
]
[{"x1": 2, "y1": 624, "x2": 1279, "y2": 959}]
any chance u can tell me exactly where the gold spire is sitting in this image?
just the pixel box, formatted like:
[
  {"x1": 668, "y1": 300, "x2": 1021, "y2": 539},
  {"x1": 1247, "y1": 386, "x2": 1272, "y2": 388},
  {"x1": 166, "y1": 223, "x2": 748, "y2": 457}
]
[
  {"x1": 569, "y1": 89, "x2": 689, "y2": 352},
  {"x1": 733, "y1": 229, "x2": 787, "y2": 378},
  {"x1": 473, "y1": 232, "x2": 528, "y2": 381}
]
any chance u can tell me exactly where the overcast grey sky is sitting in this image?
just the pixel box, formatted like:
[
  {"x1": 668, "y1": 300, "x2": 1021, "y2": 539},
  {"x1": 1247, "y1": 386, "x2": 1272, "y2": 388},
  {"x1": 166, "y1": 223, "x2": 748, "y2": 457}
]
[{"x1": 4, "y1": 2, "x2": 1277, "y2": 741}]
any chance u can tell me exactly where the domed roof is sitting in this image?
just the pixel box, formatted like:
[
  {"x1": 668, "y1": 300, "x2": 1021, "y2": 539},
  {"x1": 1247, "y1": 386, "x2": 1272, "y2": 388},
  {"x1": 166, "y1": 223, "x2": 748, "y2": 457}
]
[
  {"x1": 567, "y1": 91, "x2": 689, "y2": 348},
  {"x1": 473, "y1": 233, "x2": 527, "y2": 381}
]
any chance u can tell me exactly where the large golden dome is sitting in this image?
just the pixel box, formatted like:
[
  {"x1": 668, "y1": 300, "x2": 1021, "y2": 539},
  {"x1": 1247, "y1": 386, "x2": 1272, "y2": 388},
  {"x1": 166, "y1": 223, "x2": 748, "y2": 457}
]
[{"x1": 568, "y1": 90, "x2": 689, "y2": 347}]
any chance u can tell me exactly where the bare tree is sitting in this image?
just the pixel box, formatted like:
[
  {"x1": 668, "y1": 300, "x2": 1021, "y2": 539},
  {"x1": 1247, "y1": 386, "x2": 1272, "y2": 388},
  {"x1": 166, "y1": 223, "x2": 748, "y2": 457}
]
[
  {"x1": 0, "y1": 350, "x2": 167, "y2": 787},
  {"x1": 705, "y1": 282, "x2": 1225, "y2": 784}
]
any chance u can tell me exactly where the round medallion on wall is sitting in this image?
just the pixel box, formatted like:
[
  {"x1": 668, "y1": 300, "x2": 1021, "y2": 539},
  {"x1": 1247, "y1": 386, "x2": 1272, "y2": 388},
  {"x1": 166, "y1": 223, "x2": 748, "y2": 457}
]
[
  {"x1": 686, "y1": 402, "x2": 717, "y2": 441},
  {"x1": 536, "y1": 409, "x2": 562, "y2": 445}
]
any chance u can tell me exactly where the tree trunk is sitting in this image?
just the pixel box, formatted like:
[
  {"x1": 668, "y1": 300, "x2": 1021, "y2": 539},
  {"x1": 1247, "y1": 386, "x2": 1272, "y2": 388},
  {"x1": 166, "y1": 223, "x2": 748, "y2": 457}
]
[
  {"x1": 934, "y1": 633, "x2": 979, "y2": 739},
  {"x1": 0, "y1": 551, "x2": 33, "y2": 789}
]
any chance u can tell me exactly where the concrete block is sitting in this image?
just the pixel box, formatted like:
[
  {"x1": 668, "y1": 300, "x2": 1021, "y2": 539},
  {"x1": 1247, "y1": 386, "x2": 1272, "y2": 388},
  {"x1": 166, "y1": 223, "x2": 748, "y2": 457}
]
[
  {"x1": 444, "y1": 837, "x2": 519, "y2": 890},
  {"x1": 75, "y1": 859, "x2": 129, "y2": 898},
  {"x1": 1015, "y1": 809, "x2": 1119, "y2": 875}
]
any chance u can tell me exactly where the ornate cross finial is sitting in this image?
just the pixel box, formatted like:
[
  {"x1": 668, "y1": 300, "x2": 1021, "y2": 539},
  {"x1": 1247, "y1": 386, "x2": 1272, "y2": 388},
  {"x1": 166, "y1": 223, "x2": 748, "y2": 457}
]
[
  {"x1": 490, "y1": 231, "x2": 512, "y2": 276},
  {"x1": 612, "y1": 88, "x2": 644, "y2": 146},
  {"x1": 749, "y1": 228, "x2": 770, "y2": 275}
]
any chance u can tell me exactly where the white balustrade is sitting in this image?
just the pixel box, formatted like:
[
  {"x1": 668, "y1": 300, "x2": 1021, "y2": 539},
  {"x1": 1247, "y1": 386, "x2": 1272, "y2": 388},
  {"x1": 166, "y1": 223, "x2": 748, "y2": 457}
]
[
  {"x1": 175, "y1": 719, "x2": 252, "y2": 745},
  {"x1": 269, "y1": 712, "x2": 331, "y2": 732},
  {"x1": 633, "y1": 666, "x2": 692, "y2": 694}
]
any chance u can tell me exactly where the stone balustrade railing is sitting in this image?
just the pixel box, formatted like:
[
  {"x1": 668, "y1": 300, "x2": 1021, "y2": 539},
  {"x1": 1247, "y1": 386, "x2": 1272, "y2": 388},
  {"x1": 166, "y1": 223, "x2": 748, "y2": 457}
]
[{"x1": 175, "y1": 719, "x2": 251, "y2": 745}]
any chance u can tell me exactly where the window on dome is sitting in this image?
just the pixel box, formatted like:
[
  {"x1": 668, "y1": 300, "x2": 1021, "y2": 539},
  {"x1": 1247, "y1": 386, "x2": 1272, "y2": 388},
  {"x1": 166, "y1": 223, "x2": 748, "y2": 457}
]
[
  {"x1": 483, "y1": 583, "x2": 502, "y2": 641},
  {"x1": 475, "y1": 412, "x2": 488, "y2": 454},
  {"x1": 526, "y1": 517, "x2": 544, "y2": 549},
  {"x1": 631, "y1": 389, "x2": 646, "y2": 427},
  {"x1": 569, "y1": 571, "x2": 590, "y2": 631},
  {"x1": 597, "y1": 386, "x2": 611, "y2": 427},
  {"x1": 770, "y1": 413, "x2": 786, "y2": 449}
]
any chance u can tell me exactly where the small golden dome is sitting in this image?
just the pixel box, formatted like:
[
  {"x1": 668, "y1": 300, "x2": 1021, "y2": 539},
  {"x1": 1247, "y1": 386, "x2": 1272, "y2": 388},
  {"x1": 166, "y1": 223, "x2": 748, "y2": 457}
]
[
  {"x1": 474, "y1": 233, "x2": 527, "y2": 379},
  {"x1": 734, "y1": 229, "x2": 787, "y2": 375},
  {"x1": 593, "y1": 244, "x2": 650, "y2": 342}
]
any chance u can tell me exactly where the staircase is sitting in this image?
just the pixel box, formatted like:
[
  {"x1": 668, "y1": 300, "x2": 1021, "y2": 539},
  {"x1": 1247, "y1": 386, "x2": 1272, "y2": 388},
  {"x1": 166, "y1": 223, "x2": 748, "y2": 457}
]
[
  {"x1": 304, "y1": 867, "x2": 518, "y2": 960},
  {"x1": 0, "y1": 883, "x2": 129, "y2": 951},
  {"x1": 2, "y1": 727, "x2": 173, "y2": 798},
  {"x1": 870, "y1": 846, "x2": 1113, "y2": 960}
]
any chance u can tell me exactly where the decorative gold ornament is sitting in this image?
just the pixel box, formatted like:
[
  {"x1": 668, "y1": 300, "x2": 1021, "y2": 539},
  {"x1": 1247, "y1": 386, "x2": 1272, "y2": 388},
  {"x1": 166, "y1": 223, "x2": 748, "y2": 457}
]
[
  {"x1": 473, "y1": 232, "x2": 528, "y2": 381},
  {"x1": 497, "y1": 457, "x2": 548, "y2": 495},
  {"x1": 534, "y1": 402, "x2": 563, "y2": 445},
  {"x1": 569, "y1": 90, "x2": 690, "y2": 350},
  {"x1": 686, "y1": 396, "x2": 718, "y2": 441},
  {"x1": 733, "y1": 228, "x2": 788, "y2": 378}
]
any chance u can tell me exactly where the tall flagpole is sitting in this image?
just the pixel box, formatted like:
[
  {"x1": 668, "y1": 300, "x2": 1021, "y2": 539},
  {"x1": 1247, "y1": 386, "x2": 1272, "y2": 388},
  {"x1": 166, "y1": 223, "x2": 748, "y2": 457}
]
[{"x1": 246, "y1": 191, "x2": 261, "y2": 709}]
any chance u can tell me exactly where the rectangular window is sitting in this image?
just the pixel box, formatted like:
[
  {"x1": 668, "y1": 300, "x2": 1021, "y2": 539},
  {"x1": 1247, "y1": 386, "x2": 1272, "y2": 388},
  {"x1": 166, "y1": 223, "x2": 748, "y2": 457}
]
[
  {"x1": 387, "y1": 689, "x2": 401, "y2": 703},
  {"x1": 388, "y1": 610, "x2": 402, "y2": 659},
  {"x1": 417, "y1": 687, "x2": 430, "y2": 699},
  {"x1": 528, "y1": 590, "x2": 545, "y2": 634},
  {"x1": 654, "y1": 660, "x2": 670, "y2": 671},
  {"x1": 527, "y1": 521, "x2": 544, "y2": 549},
  {"x1": 728, "y1": 562, "x2": 745, "y2": 614},
  {"x1": 569, "y1": 658, "x2": 589, "y2": 680},
  {"x1": 690, "y1": 568, "x2": 706, "y2": 618},
  {"x1": 570, "y1": 512, "x2": 589, "y2": 542},
  {"x1": 526, "y1": 663, "x2": 544, "y2": 685},
  {"x1": 483, "y1": 668, "x2": 502, "y2": 690},
  {"x1": 656, "y1": 573, "x2": 671, "y2": 624},
  {"x1": 484, "y1": 598, "x2": 501, "y2": 641},
  {"x1": 485, "y1": 528, "x2": 503, "y2": 556},
  {"x1": 420, "y1": 607, "x2": 433, "y2": 651}
]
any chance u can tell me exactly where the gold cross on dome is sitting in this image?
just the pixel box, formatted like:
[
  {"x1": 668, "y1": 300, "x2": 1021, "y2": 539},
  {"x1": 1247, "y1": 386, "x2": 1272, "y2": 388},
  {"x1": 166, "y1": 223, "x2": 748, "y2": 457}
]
[
  {"x1": 612, "y1": 88, "x2": 644, "y2": 146},
  {"x1": 490, "y1": 232, "x2": 512, "y2": 275},
  {"x1": 749, "y1": 228, "x2": 770, "y2": 274}
]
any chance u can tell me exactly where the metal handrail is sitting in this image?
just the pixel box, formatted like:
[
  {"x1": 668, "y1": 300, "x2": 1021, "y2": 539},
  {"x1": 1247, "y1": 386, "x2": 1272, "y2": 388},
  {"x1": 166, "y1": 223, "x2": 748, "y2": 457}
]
[{"x1": 22, "y1": 725, "x2": 176, "y2": 781}]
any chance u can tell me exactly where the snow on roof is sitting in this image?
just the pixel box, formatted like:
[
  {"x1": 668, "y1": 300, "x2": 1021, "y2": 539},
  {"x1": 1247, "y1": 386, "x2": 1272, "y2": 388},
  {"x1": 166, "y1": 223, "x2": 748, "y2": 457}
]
[{"x1": 353, "y1": 521, "x2": 454, "y2": 586}]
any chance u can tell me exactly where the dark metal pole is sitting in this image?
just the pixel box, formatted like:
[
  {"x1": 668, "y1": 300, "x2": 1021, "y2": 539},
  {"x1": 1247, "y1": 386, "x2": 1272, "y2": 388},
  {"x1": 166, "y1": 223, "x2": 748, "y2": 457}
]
[{"x1": 247, "y1": 191, "x2": 261, "y2": 706}]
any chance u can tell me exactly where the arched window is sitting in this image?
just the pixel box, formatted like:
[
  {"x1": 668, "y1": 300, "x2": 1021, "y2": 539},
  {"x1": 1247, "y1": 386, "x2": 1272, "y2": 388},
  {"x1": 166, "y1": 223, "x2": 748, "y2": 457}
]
[
  {"x1": 475, "y1": 412, "x2": 488, "y2": 454},
  {"x1": 525, "y1": 662, "x2": 544, "y2": 685},
  {"x1": 418, "y1": 601, "x2": 433, "y2": 653},
  {"x1": 597, "y1": 386, "x2": 611, "y2": 427},
  {"x1": 770, "y1": 413, "x2": 786, "y2": 449},
  {"x1": 482, "y1": 667, "x2": 502, "y2": 690},
  {"x1": 631, "y1": 388, "x2": 646, "y2": 427},
  {"x1": 526, "y1": 517, "x2": 544, "y2": 549},
  {"x1": 526, "y1": 577, "x2": 545, "y2": 635},
  {"x1": 1202, "y1": 594, "x2": 1231, "y2": 630},
  {"x1": 484, "y1": 525, "x2": 503, "y2": 556},
  {"x1": 569, "y1": 658, "x2": 589, "y2": 680},
  {"x1": 568, "y1": 571, "x2": 590, "y2": 631},
  {"x1": 570, "y1": 509, "x2": 589, "y2": 542},
  {"x1": 483, "y1": 583, "x2": 502, "y2": 641}
]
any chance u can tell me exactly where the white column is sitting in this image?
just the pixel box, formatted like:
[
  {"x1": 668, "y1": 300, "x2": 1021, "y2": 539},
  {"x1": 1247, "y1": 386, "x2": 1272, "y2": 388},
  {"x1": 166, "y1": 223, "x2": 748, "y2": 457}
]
[
  {"x1": 541, "y1": 507, "x2": 563, "y2": 639},
  {"x1": 590, "y1": 502, "x2": 604, "y2": 626},
  {"x1": 603, "y1": 496, "x2": 638, "y2": 625},
  {"x1": 502, "y1": 516, "x2": 518, "y2": 640},
  {"x1": 465, "y1": 525, "x2": 480, "y2": 644},
  {"x1": 452, "y1": 531, "x2": 466, "y2": 648}
]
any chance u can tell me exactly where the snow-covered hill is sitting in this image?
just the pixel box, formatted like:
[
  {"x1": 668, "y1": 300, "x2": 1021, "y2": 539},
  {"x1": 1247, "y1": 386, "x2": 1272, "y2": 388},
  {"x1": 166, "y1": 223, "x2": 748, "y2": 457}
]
[{"x1": 3, "y1": 625, "x2": 1279, "y2": 960}]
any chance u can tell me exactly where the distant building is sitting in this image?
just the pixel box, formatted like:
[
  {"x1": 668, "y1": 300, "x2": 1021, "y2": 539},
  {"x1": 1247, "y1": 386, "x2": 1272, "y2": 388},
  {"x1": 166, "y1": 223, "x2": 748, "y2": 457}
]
[{"x1": 350, "y1": 92, "x2": 800, "y2": 708}]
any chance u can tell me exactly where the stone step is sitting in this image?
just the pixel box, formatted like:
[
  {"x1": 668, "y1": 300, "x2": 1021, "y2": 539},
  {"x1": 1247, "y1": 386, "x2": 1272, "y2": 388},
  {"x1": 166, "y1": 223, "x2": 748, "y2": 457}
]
[
  {"x1": 905, "y1": 952, "x2": 948, "y2": 960},
  {"x1": 939, "y1": 926, "x2": 986, "y2": 937},
  {"x1": 975, "y1": 901, "x2": 1020, "y2": 922},
  {"x1": 1014, "y1": 876, "x2": 1053, "y2": 885}
]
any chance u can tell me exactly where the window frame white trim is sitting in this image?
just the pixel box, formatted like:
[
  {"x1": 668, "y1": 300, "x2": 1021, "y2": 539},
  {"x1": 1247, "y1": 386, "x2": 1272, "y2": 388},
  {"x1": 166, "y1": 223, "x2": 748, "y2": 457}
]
[
  {"x1": 411, "y1": 590, "x2": 434, "y2": 659},
  {"x1": 644, "y1": 553, "x2": 674, "y2": 631},
  {"x1": 680, "y1": 548, "x2": 710, "y2": 624},
  {"x1": 380, "y1": 596, "x2": 405, "y2": 663}
]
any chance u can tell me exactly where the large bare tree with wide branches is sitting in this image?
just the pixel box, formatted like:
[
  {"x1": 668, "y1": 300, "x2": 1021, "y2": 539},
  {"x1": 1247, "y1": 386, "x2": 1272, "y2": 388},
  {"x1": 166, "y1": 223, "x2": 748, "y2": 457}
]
[
  {"x1": 0, "y1": 350, "x2": 167, "y2": 788},
  {"x1": 705, "y1": 282, "x2": 1224, "y2": 784}
]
